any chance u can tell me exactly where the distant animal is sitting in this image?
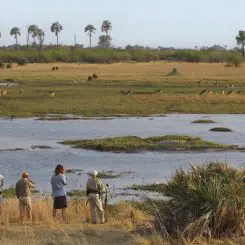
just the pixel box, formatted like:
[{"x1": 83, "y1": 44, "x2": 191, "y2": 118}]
[
  {"x1": 207, "y1": 90, "x2": 213, "y2": 95},
  {"x1": 55, "y1": 66, "x2": 59, "y2": 70},
  {"x1": 155, "y1": 89, "x2": 162, "y2": 94},
  {"x1": 52, "y1": 67, "x2": 56, "y2": 71},
  {"x1": 121, "y1": 90, "x2": 134, "y2": 95},
  {"x1": 237, "y1": 90, "x2": 242, "y2": 94},
  {"x1": 199, "y1": 89, "x2": 208, "y2": 96},
  {"x1": 50, "y1": 91, "x2": 55, "y2": 98},
  {"x1": 221, "y1": 90, "x2": 225, "y2": 95},
  {"x1": 227, "y1": 90, "x2": 233, "y2": 95},
  {"x1": 19, "y1": 89, "x2": 24, "y2": 96},
  {"x1": 0, "y1": 90, "x2": 7, "y2": 95}
]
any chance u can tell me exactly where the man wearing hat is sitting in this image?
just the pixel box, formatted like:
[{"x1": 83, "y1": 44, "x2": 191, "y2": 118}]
[
  {"x1": 15, "y1": 171, "x2": 35, "y2": 224},
  {"x1": 86, "y1": 170, "x2": 105, "y2": 224}
]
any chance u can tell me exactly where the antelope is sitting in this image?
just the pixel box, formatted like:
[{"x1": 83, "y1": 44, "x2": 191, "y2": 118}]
[
  {"x1": 50, "y1": 91, "x2": 55, "y2": 98},
  {"x1": 221, "y1": 90, "x2": 225, "y2": 95},
  {"x1": 200, "y1": 89, "x2": 208, "y2": 96},
  {"x1": 227, "y1": 90, "x2": 233, "y2": 95},
  {"x1": 155, "y1": 89, "x2": 162, "y2": 94},
  {"x1": 1, "y1": 90, "x2": 7, "y2": 95}
]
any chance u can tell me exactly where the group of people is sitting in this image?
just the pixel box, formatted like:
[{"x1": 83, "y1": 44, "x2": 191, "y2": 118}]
[{"x1": 0, "y1": 165, "x2": 107, "y2": 224}]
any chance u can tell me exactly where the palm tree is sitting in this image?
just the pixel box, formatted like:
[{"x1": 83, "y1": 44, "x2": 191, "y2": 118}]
[
  {"x1": 27, "y1": 25, "x2": 38, "y2": 47},
  {"x1": 10, "y1": 27, "x2": 21, "y2": 49},
  {"x1": 51, "y1": 22, "x2": 63, "y2": 47},
  {"x1": 84, "y1": 25, "x2": 96, "y2": 48},
  {"x1": 37, "y1": 28, "x2": 45, "y2": 59},
  {"x1": 236, "y1": 30, "x2": 245, "y2": 57},
  {"x1": 101, "y1": 20, "x2": 112, "y2": 48}
]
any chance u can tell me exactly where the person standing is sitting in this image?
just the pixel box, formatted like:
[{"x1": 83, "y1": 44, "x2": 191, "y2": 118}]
[
  {"x1": 0, "y1": 175, "x2": 4, "y2": 216},
  {"x1": 15, "y1": 172, "x2": 35, "y2": 224},
  {"x1": 86, "y1": 170, "x2": 105, "y2": 224},
  {"x1": 51, "y1": 164, "x2": 68, "y2": 223}
]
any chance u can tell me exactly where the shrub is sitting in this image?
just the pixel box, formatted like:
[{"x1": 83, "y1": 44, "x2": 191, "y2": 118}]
[
  {"x1": 88, "y1": 76, "x2": 93, "y2": 81},
  {"x1": 16, "y1": 56, "x2": 28, "y2": 65},
  {"x1": 92, "y1": 73, "x2": 98, "y2": 79},
  {"x1": 226, "y1": 52, "x2": 244, "y2": 67},
  {"x1": 6, "y1": 63, "x2": 13, "y2": 69},
  {"x1": 152, "y1": 162, "x2": 245, "y2": 237},
  {"x1": 0, "y1": 59, "x2": 4, "y2": 68}
]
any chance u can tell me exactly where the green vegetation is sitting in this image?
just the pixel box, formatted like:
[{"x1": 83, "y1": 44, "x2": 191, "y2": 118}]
[
  {"x1": 97, "y1": 170, "x2": 121, "y2": 179},
  {"x1": 3, "y1": 186, "x2": 39, "y2": 198},
  {"x1": 0, "y1": 46, "x2": 243, "y2": 64},
  {"x1": 130, "y1": 183, "x2": 165, "y2": 193},
  {"x1": 60, "y1": 135, "x2": 238, "y2": 153},
  {"x1": 147, "y1": 162, "x2": 245, "y2": 238},
  {"x1": 192, "y1": 119, "x2": 216, "y2": 123},
  {"x1": 210, "y1": 127, "x2": 233, "y2": 132}
]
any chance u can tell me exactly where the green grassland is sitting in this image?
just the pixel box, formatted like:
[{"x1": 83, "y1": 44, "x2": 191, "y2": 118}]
[{"x1": 1, "y1": 62, "x2": 245, "y2": 117}]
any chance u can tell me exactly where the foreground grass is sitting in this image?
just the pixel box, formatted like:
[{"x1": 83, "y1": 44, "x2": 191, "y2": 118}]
[
  {"x1": 60, "y1": 135, "x2": 238, "y2": 153},
  {"x1": 1, "y1": 62, "x2": 245, "y2": 117}
]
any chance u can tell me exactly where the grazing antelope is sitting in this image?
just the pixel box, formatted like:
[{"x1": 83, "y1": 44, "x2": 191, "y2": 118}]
[
  {"x1": 1, "y1": 90, "x2": 7, "y2": 95},
  {"x1": 237, "y1": 90, "x2": 242, "y2": 94},
  {"x1": 227, "y1": 90, "x2": 233, "y2": 95},
  {"x1": 199, "y1": 89, "x2": 208, "y2": 96},
  {"x1": 50, "y1": 91, "x2": 55, "y2": 98},
  {"x1": 155, "y1": 89, "x2": 162, "y2": 94}
]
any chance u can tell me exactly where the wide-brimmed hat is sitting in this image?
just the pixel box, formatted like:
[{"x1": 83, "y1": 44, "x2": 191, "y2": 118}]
[{"x1": 89, "y1": 170, "x2": 98, "y2": 177}]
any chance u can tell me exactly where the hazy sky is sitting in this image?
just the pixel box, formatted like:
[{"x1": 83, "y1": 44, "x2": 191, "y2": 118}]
[{"x1": 0, "y1": 0, "x2": 244, "y2": 48}]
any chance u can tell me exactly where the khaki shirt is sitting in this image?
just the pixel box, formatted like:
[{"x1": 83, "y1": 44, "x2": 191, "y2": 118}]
[
  {"x1": 86, "y1": 177, "x2": 104, "y2": 193},
  {"x1": 16, "y1": 178, "x2": 35, "y2": 198}
]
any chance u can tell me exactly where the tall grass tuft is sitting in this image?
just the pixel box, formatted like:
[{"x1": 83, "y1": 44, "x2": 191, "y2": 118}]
[{"x1": 152, "y1": 162, "x2": 245, "y2": 238}]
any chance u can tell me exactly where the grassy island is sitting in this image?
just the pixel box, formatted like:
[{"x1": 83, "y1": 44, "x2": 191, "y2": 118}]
[{"x1": 60, "y1": 135, "x2": 238, "y2": 153}]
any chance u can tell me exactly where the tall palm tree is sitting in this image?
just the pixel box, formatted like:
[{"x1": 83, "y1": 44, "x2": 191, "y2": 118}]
[
  {"x1": 101, "y1": 20, "x2": 112, "y2": 48},
  {"x1": 27, "y1": 25, "x2": 38, "y2": 47},
  {"x1": 37, "y1": 28, "x2": 45, "y2": 59},
  {"x1": 236, "y1": 30, "x2": 245, "y2": 57},
  {"x1": 51, "y1": 22, "x2": 63, "y2": 47},
  {"x1": 10, "y1": 27, "x2": 21, "y2": 49},
  {"x1": 84, "y1": 25, "x2": 96, "y2": 48}
]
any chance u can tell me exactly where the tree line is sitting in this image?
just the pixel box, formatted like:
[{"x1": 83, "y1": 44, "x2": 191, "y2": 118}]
[{"x1": 0, "y1": 20, "x2": 112, "y2": 50}]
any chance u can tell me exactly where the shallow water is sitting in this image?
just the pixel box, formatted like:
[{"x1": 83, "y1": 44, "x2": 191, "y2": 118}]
[{"x1": 0, "y1": 114, "x2": 245, "y2": 201}]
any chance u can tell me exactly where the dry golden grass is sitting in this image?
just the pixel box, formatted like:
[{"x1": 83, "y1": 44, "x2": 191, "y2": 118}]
[
  {"x1": 1, "y1": 62, "x2": 245, "y2": 82},
  {"x1": 0, "y1": 197, "x2": 244, "y2": 244}
]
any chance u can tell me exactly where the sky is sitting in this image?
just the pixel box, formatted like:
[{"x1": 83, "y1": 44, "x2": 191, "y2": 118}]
[{"x1": 0, "y1": 0, "x2": 244, "y2": 48}]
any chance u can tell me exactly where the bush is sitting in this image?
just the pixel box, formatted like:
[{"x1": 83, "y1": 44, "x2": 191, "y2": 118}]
[
  {"x1": 88, "y1": 76, "x2": 93, "y2": 81},
  {"x1": 153, "y1": 162, "x2": 245, "y2": 237},
  {"x1": 16, "y1": 56, "x2": 28, "y2": 65},
  {"x1": 6, "y1": 63, "x2": 13, "y2": 69},
  {"x1": 226, "y1": 52, "x2": 244, "y2": 67},
  {"x1": 0, "y1": 59, "x2": 4, "y2": 68}
]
